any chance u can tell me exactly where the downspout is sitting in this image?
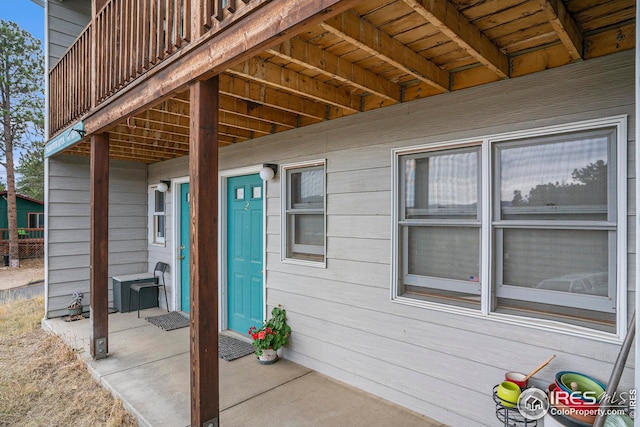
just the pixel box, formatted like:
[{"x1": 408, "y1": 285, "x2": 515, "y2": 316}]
[
  {"x1": 635, "y1": 0, "x2": 639, "y2": 424},
  {"x1": 43, "y1": 0, "x2": 50, "y2": 318}
]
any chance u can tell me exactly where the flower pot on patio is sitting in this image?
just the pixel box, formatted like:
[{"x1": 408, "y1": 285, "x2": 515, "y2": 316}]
[
  {"x1": 248, "y1": 306, "x2": 291, "y2": 365},
  {"x1": 67, "y1": 291, "x2": 84, "y2": 317},
  {"x1": 257, "y1": 348, "x2": 278, "y2": 364}
]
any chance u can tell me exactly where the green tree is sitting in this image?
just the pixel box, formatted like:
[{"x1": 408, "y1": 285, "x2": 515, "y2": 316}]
[
  {"x1": 511, "y1": 160, "x2": 608, "y2": 207},
  {"x1": 0, "y1": 178, "x2": 5, "y2": 191},
  {"x1": 16, "y1": 142, "x2": 44, "y2": 201},
  {"x1": 0, "y1": 21, "x2": 44, "y2": 267}
]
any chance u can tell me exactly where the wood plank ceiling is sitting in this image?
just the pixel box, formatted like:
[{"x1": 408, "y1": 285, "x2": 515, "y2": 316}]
[{"x1": 66, "y1": 0, "x2": 636, "y2": 163}]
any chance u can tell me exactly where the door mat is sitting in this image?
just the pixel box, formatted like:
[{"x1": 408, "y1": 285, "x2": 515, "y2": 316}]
[
  {"x1": 145, "y1": 311, "x2": 190, "y2": 331},
  {"x1": 219, "y1": 334, "x2": 255, "y2": 361},
  {"x1": 145, "y1": 313, "x2": 255, "y2": 361}
]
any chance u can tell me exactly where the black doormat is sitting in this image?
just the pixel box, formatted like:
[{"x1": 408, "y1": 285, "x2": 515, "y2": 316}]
[
  {"x1": 145, "y1": 311, "x2": 190, "y2": 331},
  {"x1": 219, "y1": 334, "x2": 255, "y2": 361},
  {"x1": 145, "y1": 313, "x2": 255, "y2": 360}
]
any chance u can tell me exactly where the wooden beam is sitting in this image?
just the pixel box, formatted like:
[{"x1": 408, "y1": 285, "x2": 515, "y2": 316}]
[
  {"x1": 85, "y1": 0, "x2": 363, "y2": 134},
  {"x1": 111, "y1": 126, "x2": 190, "y2": 145},
  {"x1": 169, "y1": 93, "x2": 301, "y2": 129},
  {"x1": 89, "y1": 132, "x2": 109, "y2": 360},
  {"x1": 266, "y1": 37, "x2": 401, "y2": 103},
  {"x1": 107, "y1": 138, "x2": 188, "y2": 156},
  {"x1": 321, "y1": 10, "x2": 449, "y2": 92},
  {"x1": 538, "y1": 0, "x2": 583, "y2": 60},
  {"x1": 219, "y1": 74, "x2": 334, "y2": 121},
  {"x1": 584, "y1": 23, "x2": 635, "y2": 59},
  {"x1": 149, "y1": 103, "x2": 289, "y2": 134},
  {"x1": 218, "y1": 95, "x2": 299, "y2": 129},
  {"x1": 189, "y1": 77, "x2": 219, "y2": 427},
  {"x1": 228, "y1": 57, "x2": 360, "y2": 113},
  {"x1": 401, "y1": 0, "x2": 509, "y2": 78}
]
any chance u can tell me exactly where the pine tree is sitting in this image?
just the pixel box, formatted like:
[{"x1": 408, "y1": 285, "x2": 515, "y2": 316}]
[
  {"x1": 16, "y1": 142, "x2": 44, "y2": 202},
  {"x1": 0, "y1": 21, "x2": 44, "y2": 267}
]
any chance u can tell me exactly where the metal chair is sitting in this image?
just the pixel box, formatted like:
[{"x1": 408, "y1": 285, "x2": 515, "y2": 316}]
[{"x1": 129, "y1": 262, "x2": 169, "y2": 318}]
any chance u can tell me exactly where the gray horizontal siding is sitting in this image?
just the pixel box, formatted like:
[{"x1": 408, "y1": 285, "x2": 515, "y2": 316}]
[
  {"x1": 46, "y1": 155, "x2": 148, "y2": 317},
  {"x1": 146, "y1": 161, "x2": 189, "y2": 310},
  {"x1": 47, "y1": 0, "x2": 90, "y2": 69}
]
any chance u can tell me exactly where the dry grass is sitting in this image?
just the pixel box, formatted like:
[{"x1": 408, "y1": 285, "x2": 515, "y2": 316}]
[{"x1": 0, "y1": 297, "x2": 138, "y2": 427}]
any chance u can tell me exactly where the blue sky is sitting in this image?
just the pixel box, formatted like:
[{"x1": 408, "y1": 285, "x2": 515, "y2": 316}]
[
  {"x1": 0, "y1": 0, "x2": 45, "y2": 43},
  {"x1": 0, "y1": 0, "x2": 45, "y2": 184}
]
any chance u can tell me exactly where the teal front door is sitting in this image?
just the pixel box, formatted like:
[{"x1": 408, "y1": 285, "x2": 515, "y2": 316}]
[
  {"x1": 180, "y1": 183, "x2": 191, "y2": 313},
  {"x1": 227, "y1": 174, "x2": 264, "y2": 334}
]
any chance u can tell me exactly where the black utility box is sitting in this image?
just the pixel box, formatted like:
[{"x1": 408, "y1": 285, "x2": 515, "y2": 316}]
[{"x1": 112, "y1": 273, "x2": 158, "y2": 313}]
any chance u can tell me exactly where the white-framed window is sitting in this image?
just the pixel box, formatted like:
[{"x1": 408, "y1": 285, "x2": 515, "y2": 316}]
[
  {"x1": 281, "y1": 160, "x2": 326, "y2": 266},
  {"x1": 392, "y1": 116, "x2": 627, "y2": 337},
  {"x1": 149, "y1": 186, "x2": 166, "y2": 245},
  {"x1": 28, "y1": 212, "x2": 44, "y2": 228}
]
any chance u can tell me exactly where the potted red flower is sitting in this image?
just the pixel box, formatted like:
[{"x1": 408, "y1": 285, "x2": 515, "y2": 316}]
[{"x1": 248, "y1": 306, "x2": 291, "y2": 364}]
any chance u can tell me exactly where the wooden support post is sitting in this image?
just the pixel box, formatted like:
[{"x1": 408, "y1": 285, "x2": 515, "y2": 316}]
[
  {"x1": 90, "y1": 132, "x2": 109, "y2": 360},
  {"x1": 189, "y1": 77, "x2": 219, "y2": 427}
]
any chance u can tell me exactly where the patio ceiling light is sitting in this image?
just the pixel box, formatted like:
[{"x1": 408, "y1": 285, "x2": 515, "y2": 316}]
[
  {"x1": 156, "y1": 180, "x2": 171, "y2": 192},
  {"x1": 260, "y1": 164, "x2": 278, "y2": 181}
]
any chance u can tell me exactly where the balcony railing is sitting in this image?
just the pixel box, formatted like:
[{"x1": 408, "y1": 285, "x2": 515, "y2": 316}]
[
  {"x1": 49, "y1": 0, "x2": 268, "y2": 136},
  {"x1": 49, "y1": 24, "x2": 92, "y2": 135},
  {"x1": 0, "y1": 228, "x2": 45, "y2": 241},
  {"x1": 95, "y1": 0, "x2": 191, "y2": 103}
]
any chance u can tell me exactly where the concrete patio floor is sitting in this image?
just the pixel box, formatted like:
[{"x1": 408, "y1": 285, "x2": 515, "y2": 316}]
[{"x1": 42, "y1": 308, "x2": 443, "y2": 427}]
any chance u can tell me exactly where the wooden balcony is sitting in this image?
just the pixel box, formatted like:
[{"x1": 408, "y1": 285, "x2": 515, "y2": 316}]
[
  {"x1": 47, "y1": 0, "x2": 636, "y2": 162},
  {"x1": 49, "y1": 0, "x2": 271, "y2": 135}
]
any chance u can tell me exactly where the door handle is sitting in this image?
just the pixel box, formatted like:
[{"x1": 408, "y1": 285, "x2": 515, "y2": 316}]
[{"x1": 179, "y1": 255, "x2": 185, "y2": 260}]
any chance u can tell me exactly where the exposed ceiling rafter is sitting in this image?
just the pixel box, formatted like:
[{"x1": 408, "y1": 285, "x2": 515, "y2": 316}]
[
  {"x1": 228, "y1": 57, "x2": 361, "y2": 113},
  {"x1": 401, "y1": 0, "x2": 509, "y2": 78},
  {"x1": 266, "y1": 37, "x2": 402, "y2": 103},
  {"x1": 538, "y1": 0, "x2": 584, "y2": 60},
  {"x1": 320, "y1": 10, "x2": 450, "y2": 92}
]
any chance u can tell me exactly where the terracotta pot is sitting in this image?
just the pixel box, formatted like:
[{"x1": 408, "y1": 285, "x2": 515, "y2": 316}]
[{"x1": 257, "y1": 348, "x2": 278, "y2": 364}]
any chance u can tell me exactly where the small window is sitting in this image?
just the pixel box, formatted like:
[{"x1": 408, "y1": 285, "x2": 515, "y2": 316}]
[
  {"x1": 28, "y1": 212, "x2": 44, "y2": 228},
  {"x1": 282, "y1": 161, "x2": 326, "y2": 265},
  {"x1": 150, "y1": 187, "x2": 166, "y2": 245}
]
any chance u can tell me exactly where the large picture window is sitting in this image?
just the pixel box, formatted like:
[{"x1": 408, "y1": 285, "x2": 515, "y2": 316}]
[
  {"x1": 282, "y1": 160, "x2": 326, "y2": 265},
  {"x1": 393, "y1": 117, "x2": 627, "y2": 336}
]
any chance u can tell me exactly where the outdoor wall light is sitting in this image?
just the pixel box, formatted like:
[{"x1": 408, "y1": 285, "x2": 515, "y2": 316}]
[
  {"x1": 156, "y1": 180, "x2": 171, "y2": 193},
  {"x1": 260, "y1": 164, "x2": 278, "y2": 181}
]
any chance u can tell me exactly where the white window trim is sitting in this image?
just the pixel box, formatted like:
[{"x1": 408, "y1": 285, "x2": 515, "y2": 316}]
[
  {"x1": 28, "y1": 212, "x2": 45, "y2": 228},
  {"x1": 391, "y1": 115, "x2": 628, "y2": 343},
  {"x1": 281, "y1": 159, "x2": 327, "y2": 268},
  {"x1": 148, "y1": 184, "x2": 166, "y2": 246}
]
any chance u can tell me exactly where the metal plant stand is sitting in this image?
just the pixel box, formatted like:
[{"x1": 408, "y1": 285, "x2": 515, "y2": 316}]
[{"x1": 493, "y1": 385, "x2": 538, "y2": 427}]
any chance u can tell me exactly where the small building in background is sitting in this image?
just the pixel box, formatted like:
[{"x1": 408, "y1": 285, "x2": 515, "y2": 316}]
[{"x1": 0, "y1": 191, "x2": 45, "y2": 259}]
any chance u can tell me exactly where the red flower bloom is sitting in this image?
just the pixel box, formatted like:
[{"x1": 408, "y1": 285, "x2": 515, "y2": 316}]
[{"x1": 258, "y1": 331, "x2": 266, "y2": 340}]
